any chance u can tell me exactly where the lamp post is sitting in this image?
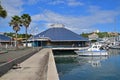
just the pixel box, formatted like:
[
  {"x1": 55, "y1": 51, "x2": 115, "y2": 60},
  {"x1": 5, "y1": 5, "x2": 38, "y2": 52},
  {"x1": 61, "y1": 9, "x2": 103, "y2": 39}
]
[
  {"x1": 39, "y1": 35, "x2": 42, "y2": 47},
  {"x1": 29, "y1": 27, "x2": 34, "y2": 49},
  {"x1": 35, "y1": 27, "x2": 38, "y2": 47},
  {"x1": 29, "y1": 26, "x2": 38, "y2": 49}
]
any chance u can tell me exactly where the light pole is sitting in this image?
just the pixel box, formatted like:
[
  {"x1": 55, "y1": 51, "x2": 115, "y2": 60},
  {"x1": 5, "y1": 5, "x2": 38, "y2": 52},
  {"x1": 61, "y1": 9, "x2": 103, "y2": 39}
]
[
  {"x1": 29, "y1": 27, "x2": 34, "y2": 49},
  {"x1": 39, "y1": 35, "x2": 42, "y2": 47},
  {"x1": 29, "y1": 26, "x2": 39, "y2": 49},
  {"x1": 35, "y1": 27, "x2": 38, "y2": 47}
]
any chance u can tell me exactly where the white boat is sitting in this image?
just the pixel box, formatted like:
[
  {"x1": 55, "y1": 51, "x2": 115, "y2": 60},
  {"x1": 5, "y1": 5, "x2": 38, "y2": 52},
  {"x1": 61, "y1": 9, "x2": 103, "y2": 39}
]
[
  {"x1": 109, "y1": 41, "x2": 120, "y2": 49},
  {"x1": 110, "y1": 45, "x2": 120, "y2": 49},
  {"x1": 75, "y1": 43, "x2": 108, "y2": 56}
]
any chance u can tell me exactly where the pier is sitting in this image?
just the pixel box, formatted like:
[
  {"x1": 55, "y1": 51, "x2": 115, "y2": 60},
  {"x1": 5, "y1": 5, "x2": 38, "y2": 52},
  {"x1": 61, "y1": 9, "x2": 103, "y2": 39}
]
[
  {"x1": 52, "y1": 47, "x2": 88, "y2": 51},
  {"x1": 0, "y1": 48, "x2": 59, "y2": 80}
]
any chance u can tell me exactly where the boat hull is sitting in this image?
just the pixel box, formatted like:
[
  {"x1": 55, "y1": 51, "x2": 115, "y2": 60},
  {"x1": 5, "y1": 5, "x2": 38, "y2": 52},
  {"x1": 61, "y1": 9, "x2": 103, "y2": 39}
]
[
  {"x1": 75, "y1": 50, "x2": 108, "y2": 56},
  {"x1": 109, "y1": 45, "x2": 120, "y2": 49}
]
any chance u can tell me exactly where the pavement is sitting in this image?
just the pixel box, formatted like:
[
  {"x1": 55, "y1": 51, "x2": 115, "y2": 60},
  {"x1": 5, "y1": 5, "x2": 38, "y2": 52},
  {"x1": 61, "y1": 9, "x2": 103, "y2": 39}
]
[
  {"x1": 0, "y1": 48, "x2": 38, "y2": 64},
  {"x1": 0, "y1": 48, "x2": 51, "y2": 80}
]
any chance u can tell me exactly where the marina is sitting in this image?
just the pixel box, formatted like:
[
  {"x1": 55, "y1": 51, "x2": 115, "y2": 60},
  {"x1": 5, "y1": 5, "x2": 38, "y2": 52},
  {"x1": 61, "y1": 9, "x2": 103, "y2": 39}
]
[
  {"x1": 55, "y1": 49, "x2": 120, "y2": 80},
  {"x1": 0, "y1": 0, "x2": 120, "y2": 80}
]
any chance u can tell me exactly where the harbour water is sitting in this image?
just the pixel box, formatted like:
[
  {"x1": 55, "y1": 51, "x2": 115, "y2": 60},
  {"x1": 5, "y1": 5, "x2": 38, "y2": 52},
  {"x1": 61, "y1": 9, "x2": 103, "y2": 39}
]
[{"x1": 54, "y1": 49, "x2": 120, "y2": 80}]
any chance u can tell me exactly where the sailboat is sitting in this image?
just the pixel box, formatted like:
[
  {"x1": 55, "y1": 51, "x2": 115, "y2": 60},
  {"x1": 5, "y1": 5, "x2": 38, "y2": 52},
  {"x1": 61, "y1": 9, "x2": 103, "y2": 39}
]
[
  {"x1": 109, "y1": 39, "x2": 120, "y2": 49},
  {"x1": 109, "y1": 17, "x2": 120, "y2": 49}
]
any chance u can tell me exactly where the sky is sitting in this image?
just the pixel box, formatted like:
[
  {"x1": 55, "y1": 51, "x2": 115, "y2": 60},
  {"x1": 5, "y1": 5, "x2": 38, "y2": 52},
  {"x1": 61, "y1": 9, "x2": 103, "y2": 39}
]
[{"x1": 0, "y1": 0, "x2": 120, "y2": 34}]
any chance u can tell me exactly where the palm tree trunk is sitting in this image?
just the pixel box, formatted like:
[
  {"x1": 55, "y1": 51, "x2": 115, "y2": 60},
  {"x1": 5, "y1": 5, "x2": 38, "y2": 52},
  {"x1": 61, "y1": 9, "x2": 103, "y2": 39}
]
[{"x1": 25, "y1": 27, "x2": 28, "y2": 47}]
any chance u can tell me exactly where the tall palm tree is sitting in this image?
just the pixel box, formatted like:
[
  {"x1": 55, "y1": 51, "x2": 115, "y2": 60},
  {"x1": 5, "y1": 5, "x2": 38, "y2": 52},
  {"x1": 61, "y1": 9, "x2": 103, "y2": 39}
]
[
  {"x1": 21, "y1": 14, "x2": 31, "y2": 47},
  {"x1": 9, "y1": 15, "x2": 22, "y2": 48},
  {"x1": 0, "y1": 4, "x2": 7, "y2": 18}
]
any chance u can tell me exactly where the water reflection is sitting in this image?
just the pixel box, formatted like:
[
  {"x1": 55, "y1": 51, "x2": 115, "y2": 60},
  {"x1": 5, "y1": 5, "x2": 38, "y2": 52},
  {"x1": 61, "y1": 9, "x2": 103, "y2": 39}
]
[
  {"x1": 108, "y1": 49, "x2": 120, "y2": 55},
  {"x1": 55, "y1": 57, "x2": 78, "y2": 64},
  {"x1": 77, "y1": 56, "x2": 108, "y2": 67},
  {"x1": 55, "y1": 57, "x2": 79, "y2": 76},
  {"x1": 55, "y1": 50, "x2": 120, "y2": 80},
  {"x1": 55, "y1": 56, "x2": 108, "y2": 77}
]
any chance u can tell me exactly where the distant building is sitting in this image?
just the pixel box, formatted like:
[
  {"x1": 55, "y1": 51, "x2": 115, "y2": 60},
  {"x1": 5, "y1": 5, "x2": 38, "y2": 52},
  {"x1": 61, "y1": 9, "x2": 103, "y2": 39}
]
[
  {"x1": 28, "y1": 24, "x2": 89, "y2": 47},
  {"x1": 94, "y1": 30, "x2": 100, "y2": 33},
  {"x1": 108, "y1": 32, "x2": 119, "y2": 36},
  {"x1": 88, "y1": 33, "x2": 99, "y2": 40}
]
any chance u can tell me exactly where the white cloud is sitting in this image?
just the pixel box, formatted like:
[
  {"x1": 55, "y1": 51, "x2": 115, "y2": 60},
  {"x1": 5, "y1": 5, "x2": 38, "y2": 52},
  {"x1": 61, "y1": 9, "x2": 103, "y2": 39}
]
[
  {"x1": 49, "y1": 0, "x2": 65, "y2": 5},
  {"x1": 1, "y1": 0, "x2": 24, "y2": 17},
  {"x1": 1, "y1": 0, "x2": 120, "y2": 34},
  {"x1": 48, "y1": 0, "x2": 84, "y2": 7},
  {"x1": 67, "y1": 0, "x2": 84, "y2": 6},
  {"x1": 26, "y1": 0, "x2": 40, "y2": 5},
  {"x1": 31, "y1": 14, "x2": 45, "y2": 21},
  {"x1": 0, "y1": 0, "x2": 24, "y2": 33},
  {"x1": 31, "y1": 7, "x2": 119, "y2": 34}
]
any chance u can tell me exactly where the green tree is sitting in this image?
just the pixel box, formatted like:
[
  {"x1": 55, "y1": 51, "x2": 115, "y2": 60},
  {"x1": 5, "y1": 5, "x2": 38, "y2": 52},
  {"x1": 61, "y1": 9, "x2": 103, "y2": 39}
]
[
  {"x1": 21, "y1": 14, "x2": 31, "y2": 47},
  {"x1": 0, "y1": 3, "x2": 7, "y2": 18},
  {"x1": 9, "y1": 15, "x2": 22, "y2": 48}
]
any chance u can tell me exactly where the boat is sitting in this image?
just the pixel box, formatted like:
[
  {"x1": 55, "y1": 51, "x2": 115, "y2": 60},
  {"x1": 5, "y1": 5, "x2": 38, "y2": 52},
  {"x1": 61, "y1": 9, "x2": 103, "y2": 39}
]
[
  {"x1": 109, "y1": 17, "x2": 120, "y2": 49},
  {"x1": 109, "y1": 41, "x2": 120, "y2": 49},
  {"x1": 75, "y1": 43, "x2": 108, "y2": 56},
  {"x1": 109, "y1": 45, "x2": 120, "y2": 49}
]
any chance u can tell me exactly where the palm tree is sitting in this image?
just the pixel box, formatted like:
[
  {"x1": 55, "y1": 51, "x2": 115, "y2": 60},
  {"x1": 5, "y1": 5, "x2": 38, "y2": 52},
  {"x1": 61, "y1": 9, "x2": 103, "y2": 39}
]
[
  {"x1": 0, "y1": 4, "x2": 7, "y2": 18},
  {"x1": 21, "y1": 14, "x2": 31, "y2": 47},
  {"x1": 9, "y1": 15, "x2": 22, "y2": 48}
]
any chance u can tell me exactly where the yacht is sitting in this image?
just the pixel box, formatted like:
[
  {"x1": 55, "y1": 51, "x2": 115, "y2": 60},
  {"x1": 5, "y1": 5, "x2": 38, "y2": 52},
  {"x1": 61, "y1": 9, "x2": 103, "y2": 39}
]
[
  {"x1": 109, "y1": 41, "x2": 120, "y2": 49},
  {"x1": 75, "y1": 43, "x2": 108, "y2": 56}
]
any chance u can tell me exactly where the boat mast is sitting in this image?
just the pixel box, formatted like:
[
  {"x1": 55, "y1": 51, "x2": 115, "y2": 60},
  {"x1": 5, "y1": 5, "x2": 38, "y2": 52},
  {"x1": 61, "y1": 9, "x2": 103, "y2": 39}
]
[{"x1": 114, "y1": 17, "x2": 116, "y2": 45}]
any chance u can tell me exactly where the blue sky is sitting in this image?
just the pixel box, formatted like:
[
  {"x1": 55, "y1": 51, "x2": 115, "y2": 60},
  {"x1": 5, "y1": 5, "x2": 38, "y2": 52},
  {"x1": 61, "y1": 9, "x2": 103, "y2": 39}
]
[{"x1": 0, "y1": 0, "x2": 120, "y2": 34}]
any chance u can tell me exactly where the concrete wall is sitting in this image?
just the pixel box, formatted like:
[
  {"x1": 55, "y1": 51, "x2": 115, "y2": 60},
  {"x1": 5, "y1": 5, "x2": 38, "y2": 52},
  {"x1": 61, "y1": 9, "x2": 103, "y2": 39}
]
[{"x1": 47, "y1": 49, "x2": 59, "y2": 80}]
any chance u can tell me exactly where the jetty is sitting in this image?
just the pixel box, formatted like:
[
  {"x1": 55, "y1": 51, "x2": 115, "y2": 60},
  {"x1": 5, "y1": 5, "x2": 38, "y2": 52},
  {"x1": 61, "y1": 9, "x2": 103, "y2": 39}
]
[
  {"x1": 52, "y1": 47, "x2": 88, "y2": 51},
  {"x1": 0, "y1": 48, "x2": 59, "y2": 80}
]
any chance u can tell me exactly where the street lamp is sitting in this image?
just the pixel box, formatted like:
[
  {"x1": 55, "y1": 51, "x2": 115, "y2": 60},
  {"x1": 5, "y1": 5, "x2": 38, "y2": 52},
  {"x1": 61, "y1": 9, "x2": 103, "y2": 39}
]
[
  {"x1": 39, "y1": 35, "x2": 42, "y2": 47},
  {"x1": 29, "y1": 26, "x2": 39, "y2": 49}
]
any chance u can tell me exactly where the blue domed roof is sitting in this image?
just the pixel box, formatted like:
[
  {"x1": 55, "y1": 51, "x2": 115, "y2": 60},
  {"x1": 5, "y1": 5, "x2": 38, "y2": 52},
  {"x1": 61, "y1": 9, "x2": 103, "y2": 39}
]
[{"x1": 34, "y1": 27, "x2": 88, "y2": 42}]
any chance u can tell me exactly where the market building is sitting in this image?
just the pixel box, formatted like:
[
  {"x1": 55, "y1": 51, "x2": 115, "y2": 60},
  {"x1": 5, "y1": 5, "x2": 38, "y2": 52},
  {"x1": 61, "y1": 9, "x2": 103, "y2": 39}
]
[{"x1": 28, "y1": 24, "x2": 89, "y2": 47}]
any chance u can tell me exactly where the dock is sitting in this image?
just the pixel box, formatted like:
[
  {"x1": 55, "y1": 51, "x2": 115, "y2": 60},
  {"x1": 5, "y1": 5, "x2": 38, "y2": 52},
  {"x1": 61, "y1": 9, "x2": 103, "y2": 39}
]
[
  {"x1": 0, "y1": 48, "x2": 59, "y2": 80},
  {"x1": 52, "y1": 47, "x2": 88, "y2": 51}
]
